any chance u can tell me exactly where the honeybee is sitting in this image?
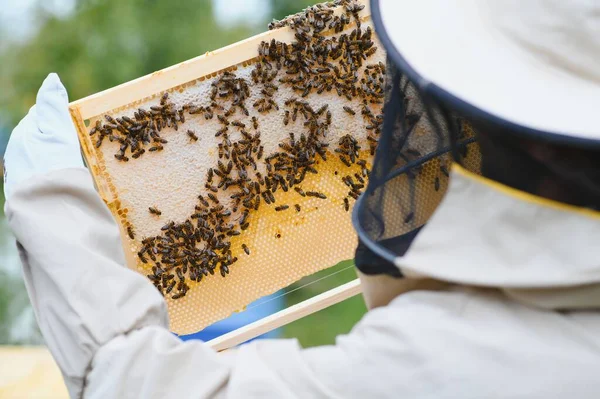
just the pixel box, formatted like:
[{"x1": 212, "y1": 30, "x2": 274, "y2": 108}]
[
  {"x1": 131, "y1": 149, "x2": 145, "y2": 159},
  {"x1": 187, "y1": 130, "x2": 199, "y2": 142},
  {"x1": 306, "y1": 191, "x2": 327, "y2": 199},
  {"x1": 242, "y1": 244, "x2": 250, "y2": 255},
  {"x1": 198, "y1": 195, "x2": 210, "y2": 207},
  {"x1": 339, "y1": 155, "x2": 351, "y2": 167},
  {"x1": 161, "y1": 221, "x2": 175, "y2": 231},
  {"x1": 283, "y1": 110, "x2": 290, "y2": 126},
  {"x1": 343, "y1": 106, "x2": 356, "y2": 115},
  {"x1": 220, "y1": 265, "x2": 230, "y2": 277},
  {"x1": 138, "y1": 252, "x2": 148, "y2": 264},
  {"x1": 127, "y1": 226, "x2": 135, "y2": 239},
  {"x1": 160, "y1": 92, "x2": 169, "y2": 105},
  {"x1": 149, "y1": 207, "x2": 162, "y2": 216},
  {"x1": 294, "y1": 187, "x2": 306, "y2": 197},
  {"x1": 207, "y1": 193, "x2": 219, "y2": 203}
]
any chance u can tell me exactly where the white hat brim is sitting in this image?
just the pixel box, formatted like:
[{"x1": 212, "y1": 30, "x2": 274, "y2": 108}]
[{"x1": 373, "y1": 0, "x2": 600, "y2": 143}]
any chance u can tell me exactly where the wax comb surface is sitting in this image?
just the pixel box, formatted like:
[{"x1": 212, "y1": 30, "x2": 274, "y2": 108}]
[{"x1": 70, "y1": 0, "x2": 384, "y2": 334}]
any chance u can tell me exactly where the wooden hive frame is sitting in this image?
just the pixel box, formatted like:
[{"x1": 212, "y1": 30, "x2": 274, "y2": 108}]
[{"x1": 69, "y1": 0, "x2": 372, "y2": 350}]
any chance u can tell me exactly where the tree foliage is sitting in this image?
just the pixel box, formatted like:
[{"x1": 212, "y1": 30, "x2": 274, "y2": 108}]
[{"x1": 269, "y1": 0, "x2": 318, "y2": 22}]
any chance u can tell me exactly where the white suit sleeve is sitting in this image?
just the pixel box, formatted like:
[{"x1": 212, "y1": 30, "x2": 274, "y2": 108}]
[
  {"x1": 7, "y1": 168, "x2": 401, "y2": 399},
  {"x1": 6, "y1": 168, "x2": 169, "y2": 398}
]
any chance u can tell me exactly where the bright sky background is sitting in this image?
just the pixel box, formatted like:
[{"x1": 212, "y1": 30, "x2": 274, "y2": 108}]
[
  {"x1": 213, "y1": 0, "x2": 269, "y2": 27},
  {"x1": 0, "y1": 0, "x2": 77, "y2": 45}
]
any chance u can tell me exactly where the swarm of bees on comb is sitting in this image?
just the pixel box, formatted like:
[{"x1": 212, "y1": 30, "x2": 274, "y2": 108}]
[{"x1": 88, "y1": 0, "x2": 384, "y2": 300}]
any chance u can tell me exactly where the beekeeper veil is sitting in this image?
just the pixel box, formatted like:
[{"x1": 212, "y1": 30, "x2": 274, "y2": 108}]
[{"x1": 355, "y1": 0, "x2": 600, "y2": 277}]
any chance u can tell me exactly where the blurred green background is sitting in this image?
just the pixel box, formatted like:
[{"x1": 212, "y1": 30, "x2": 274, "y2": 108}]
[{"x1": 0, "y1": 0, "x2": 366, "y2": 347}]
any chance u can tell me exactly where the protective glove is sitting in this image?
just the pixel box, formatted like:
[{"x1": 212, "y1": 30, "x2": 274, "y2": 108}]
[{"x1": 4, "y1": 73, "x2": 84, "y2": 200}]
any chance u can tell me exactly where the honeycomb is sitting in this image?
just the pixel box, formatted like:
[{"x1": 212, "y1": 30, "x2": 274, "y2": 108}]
[{"x1": 73, "y1": 0, "x2": 385, "y2": 334}]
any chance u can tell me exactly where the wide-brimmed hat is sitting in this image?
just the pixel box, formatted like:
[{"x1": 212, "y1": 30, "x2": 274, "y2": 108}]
[{"x1": 371, "y1": 0, "x2": 600, "y2": 145}]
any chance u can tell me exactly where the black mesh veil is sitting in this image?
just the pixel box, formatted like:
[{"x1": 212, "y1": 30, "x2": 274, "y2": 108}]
[{"x1": 353, "y1": 60, "x2": 481, "y2": 276}]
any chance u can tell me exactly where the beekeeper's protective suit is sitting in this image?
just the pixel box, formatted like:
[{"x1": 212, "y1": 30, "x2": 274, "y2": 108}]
[{"x1": 5, "y1": 1, "x2": 600, "y2": 398}]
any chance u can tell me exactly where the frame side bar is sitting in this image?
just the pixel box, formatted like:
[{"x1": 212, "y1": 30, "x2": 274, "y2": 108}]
[{"x1": 69, "y1": 106, "x2": 116, "y2": 203}]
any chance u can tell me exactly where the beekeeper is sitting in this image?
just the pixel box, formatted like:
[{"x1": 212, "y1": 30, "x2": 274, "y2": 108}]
[{"x1": 5, "y1": 1, "x2": 600, "y2": 398}]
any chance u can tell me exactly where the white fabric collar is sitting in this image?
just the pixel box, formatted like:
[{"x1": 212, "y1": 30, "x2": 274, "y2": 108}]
[{"x1": 397, "y1": 166, "x2": 600, "y2": 292}]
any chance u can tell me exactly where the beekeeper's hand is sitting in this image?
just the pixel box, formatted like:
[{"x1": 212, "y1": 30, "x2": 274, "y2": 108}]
[{"x1": 3, "y1": 73, "x2": 84, "y2": 200}]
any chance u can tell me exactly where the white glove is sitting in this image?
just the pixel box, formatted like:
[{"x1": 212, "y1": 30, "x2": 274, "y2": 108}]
[{"x1": 4, "y1": 73, "x2": 84, "y2": 200}]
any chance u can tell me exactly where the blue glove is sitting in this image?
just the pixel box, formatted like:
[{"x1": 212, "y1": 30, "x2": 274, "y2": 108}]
[{"x1": 4, "y1": 73, "x2": 84, "y2": 200}]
